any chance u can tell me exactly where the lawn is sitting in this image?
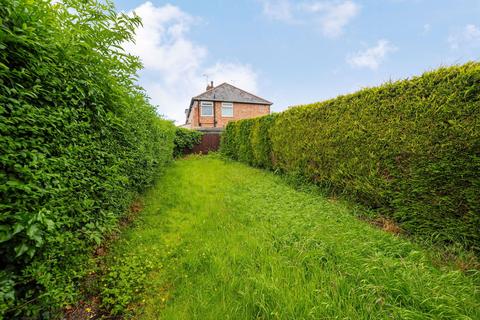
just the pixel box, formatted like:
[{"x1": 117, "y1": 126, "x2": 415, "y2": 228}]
[{"x1": 102, "y1": 155, "x2": 479, "y2": 319}]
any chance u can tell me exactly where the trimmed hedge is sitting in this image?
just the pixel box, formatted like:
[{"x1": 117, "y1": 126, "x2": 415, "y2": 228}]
[
  {"x1": 173, "y1": 128, "x2": 203, "y2": 157},
  {"x1": 0, "y1": 0, "x2": 175, "y2": 317},
  {"x1": 221, "y1": 63, "x2": 480, "y2": 252}
]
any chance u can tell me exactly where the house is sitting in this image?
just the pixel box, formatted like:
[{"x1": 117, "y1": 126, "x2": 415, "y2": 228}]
[{"x1": 184, "y1": 82, "x2": 272, "y2": 129}]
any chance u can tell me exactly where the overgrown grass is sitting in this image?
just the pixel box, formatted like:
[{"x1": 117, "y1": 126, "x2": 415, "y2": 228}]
[{"x1": 102, "y1": 155, "x2": 479, "y2": 319}]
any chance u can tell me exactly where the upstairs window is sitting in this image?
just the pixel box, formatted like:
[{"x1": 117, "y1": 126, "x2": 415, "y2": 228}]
[
  {"x1": 200, "y1": 101, "x2": 213, "y2": 116},
  {"x1": 221, "y1": 102, "x2": 233, "y2": 117}
]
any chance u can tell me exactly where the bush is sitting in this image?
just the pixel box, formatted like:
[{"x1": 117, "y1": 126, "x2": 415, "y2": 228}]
[
  {"x1": 250, "y1": 114, "x2": 277, "y2": 169},
  {"x1": 237, "y1": 120, "x2": 255, "y2": 164},
  {"x1": 173, "y1": 128, "x2": 203, "y2": 157},
  {"x1": 0, "y1": 0, "x2": 175, "y2": 317},
  {"x1": 220, "y1": 121, "x2": 239, "y2": 159},
  {"x1": 221, "y1": 63, "x2": 480, "y2": 252}
]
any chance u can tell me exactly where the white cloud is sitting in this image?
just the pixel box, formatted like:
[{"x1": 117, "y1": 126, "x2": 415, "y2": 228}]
[
  {"x1": 261, "y1": 0, "x2": 294, "y2": 22},
  {"x1": 302, "y1": 1, "x2": 359, "y2": 37},
  {"x1": 123, "y1": 2, "x2": 258, "y2": 123},
  {"x1": 448, "y1": 24, "x2": 480, "y2": 49},
  {"x1": 260, "y1": 0, "x2": 360, "y2": 37},
  {"x1": 204, "y1": 63, "x2": 258, "y2": 93},
  {"x1": 347, "y1": 40, "x2": 397, "y2": 70}
]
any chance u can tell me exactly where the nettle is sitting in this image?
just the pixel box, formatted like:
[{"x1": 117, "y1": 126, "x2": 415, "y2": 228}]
[
  {"x1": 0, "y1": 0, "x2": 174, "y2": 317},
  {"x1": 221, "y1": 63, "x2": 480, "y2": 253}
]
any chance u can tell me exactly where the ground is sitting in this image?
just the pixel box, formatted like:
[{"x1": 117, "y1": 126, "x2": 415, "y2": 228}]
[{"x1": 103, "y1": 155, "x2": 479, "y2": 319}]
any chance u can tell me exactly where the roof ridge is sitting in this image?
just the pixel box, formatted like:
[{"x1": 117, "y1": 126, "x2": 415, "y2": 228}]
[
  {"x1": 192, "y1": 82, "x2": 272, "y2": 105},
  {"x1": 222, "y1": 82, "x2": 272, "y2": 104}
]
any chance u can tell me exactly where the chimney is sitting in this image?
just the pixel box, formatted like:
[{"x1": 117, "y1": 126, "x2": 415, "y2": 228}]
[{"x1": 206, "y1": 81, "x2": 214, "y2": 91}]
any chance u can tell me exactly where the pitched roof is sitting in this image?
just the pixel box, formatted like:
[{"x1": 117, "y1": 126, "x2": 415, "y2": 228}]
[{"x1": 192, "y1": 83, "x2": 272, "y2": 105}]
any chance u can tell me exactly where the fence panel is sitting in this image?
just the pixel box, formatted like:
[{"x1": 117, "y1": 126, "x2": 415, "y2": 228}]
[{"x1": 186, "y1": 132, "x2": 221, "y2": 154}]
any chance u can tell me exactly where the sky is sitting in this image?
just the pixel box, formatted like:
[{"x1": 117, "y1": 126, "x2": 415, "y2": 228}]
[{"x1": 114, "y1": 0, "x2": 480, "y2": 124}]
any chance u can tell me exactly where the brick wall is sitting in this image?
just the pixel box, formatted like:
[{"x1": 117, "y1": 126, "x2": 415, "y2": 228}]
[{"x1": 186, "y1": 101, "x2": 270, "y2": 128}]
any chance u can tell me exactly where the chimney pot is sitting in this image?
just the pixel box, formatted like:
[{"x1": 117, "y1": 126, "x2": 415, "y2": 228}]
[{"x1": 206, "y1": 81, "x2": 214, "y2": 91}]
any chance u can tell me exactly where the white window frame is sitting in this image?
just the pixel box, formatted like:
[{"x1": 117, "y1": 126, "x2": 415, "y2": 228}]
[
  {"x1": 221, "y1": 102, "x2": 234, "y2": 117},
  {"x1": 200, "y1": 101, "x2": 213, "y2": 116}
]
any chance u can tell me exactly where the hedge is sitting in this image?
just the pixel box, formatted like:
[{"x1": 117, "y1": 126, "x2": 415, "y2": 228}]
[
  {"x1": 0, "y1": 0, "x2": 175, "y2": 317},
  {"x1": 173, "y1": 128, "x2": 203, "y2": 157},
  {"x1": 221, "y1": 63, "x2": 480, "y2": 252}
]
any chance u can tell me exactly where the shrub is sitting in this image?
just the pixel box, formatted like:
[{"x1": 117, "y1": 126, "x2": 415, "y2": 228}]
[
  {"x1": 237, "y1": 120, "x2": 255, "y2": 164},
  {"x1": 220, "y1": 121, "x2": 238, "y2": 159},
  {"x1": 0, "y1": 0, "x2": 175, "y2": 317},
  {"x1": 173, "y1": 128, "x2": 203, "y2": 157},
  {"x1": 221, "y1": 63, "x2": 480, "y2": 252},
  {"x1": 250, "y1": 114, "x2": 277, "y2": 169}
]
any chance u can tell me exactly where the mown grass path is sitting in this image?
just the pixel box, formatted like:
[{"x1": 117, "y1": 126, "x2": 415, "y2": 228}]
[{"x1": 107, "y1": 156, "x2": 479, "y2": 319}]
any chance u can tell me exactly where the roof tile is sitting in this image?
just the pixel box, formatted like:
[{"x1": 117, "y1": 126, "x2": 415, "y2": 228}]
[{"x1": 193, "y1": 83, "x2": 272, "y2": 105}]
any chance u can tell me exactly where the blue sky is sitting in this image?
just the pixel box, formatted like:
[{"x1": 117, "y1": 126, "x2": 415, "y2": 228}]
[{"x1": 114, "y1": 0, "x2": 480, "y2": 123}]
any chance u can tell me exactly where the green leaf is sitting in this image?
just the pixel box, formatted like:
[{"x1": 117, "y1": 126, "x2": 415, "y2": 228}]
[
  {"x1": 15, "y1": 243, "x2": 29, "y2": 257},
  {"x1": 44, "y1": 219, "x2": 55, "y2": 231},
  {"x1": 26, "y1": 224, "x2": 43, "y2": 245},
  {"x1": 0, "y1": 226, "x2": 12, "y2": 243},
  {"x1": 12, "y1": 223, "x2": 25, "y2": 235}
]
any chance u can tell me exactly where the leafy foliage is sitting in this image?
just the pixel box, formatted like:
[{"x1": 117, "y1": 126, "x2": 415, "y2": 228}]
[
  {"x1": 221, "y1": 63, "x2": 480, "y2": 252},
  {"x1": 249, "y1": 114, "x2": 276, "y2": 168},
  {"x1": 220, "y1": 120, "x2": 239, "y2": 160},
  {"x1": 173, "y1": 128, "x2": 203, "y2": 157},
  {"x1": 0, "y1": 0, "x2": 175, "y2": 317},
  {"x1": 100, "y1": 253, "x2": 156, "y2": 316},
  {"x1": 221, "y1": 114, "x2": 277, "y2": 168}
]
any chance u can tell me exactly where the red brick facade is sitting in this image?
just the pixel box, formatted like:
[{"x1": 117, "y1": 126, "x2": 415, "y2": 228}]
[
  {"x1": 184, "y1": 82, "x2": 272, "y2": 129},
  {"x1": 185, "y1": 101, "x2": 270, "y2": 129}
]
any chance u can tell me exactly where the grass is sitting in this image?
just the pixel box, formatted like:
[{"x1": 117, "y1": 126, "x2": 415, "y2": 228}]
[{"x1": 101, "y1": 155, "x2": 479, "y2": 319}]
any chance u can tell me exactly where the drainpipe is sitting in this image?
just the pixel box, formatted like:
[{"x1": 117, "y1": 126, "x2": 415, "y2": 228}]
[
  {"x1": 213, "y1": 101, "x2": 217, "y2": 128},
  {"x1": 197, "y1": 101, "x2": 201, "y2": 127}
]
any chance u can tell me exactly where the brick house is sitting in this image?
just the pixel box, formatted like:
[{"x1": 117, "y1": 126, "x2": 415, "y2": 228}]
[{"x1": 184, "y1": 82, "x2": 272, "y2": 129}]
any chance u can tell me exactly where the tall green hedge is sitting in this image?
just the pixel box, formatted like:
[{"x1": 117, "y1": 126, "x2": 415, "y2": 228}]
[
  {"x1": 173, "y1": 128, "x2": 203, "y2": 157},
  {"x1": 250, "y1": 114, "x2": 276, "y2": 168},
  {"x1": 221, "y1": 121, "x2": 239, "y2": 160},
  {"x1": 0, "y1": 0, "x2": 175, "y2": 317},
  {"x1": 221, "y1": 63, "x2": 480, "y2": 252},
  {"x1": 222, "y1": 114, "x2": 277, "y2": 168}
]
